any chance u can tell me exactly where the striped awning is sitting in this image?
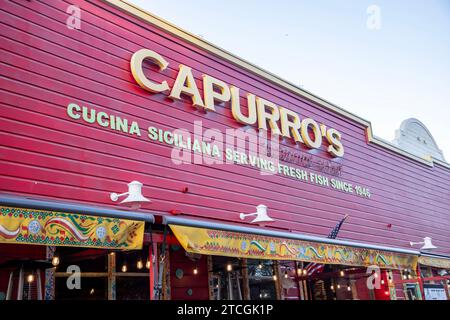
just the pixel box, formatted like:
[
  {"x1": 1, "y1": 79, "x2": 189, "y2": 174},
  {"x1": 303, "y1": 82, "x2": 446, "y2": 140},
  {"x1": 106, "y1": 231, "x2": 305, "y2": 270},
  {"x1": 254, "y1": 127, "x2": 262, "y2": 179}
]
[{"x1": 167, "y1": 219, "x2": 419, "y2": 270}]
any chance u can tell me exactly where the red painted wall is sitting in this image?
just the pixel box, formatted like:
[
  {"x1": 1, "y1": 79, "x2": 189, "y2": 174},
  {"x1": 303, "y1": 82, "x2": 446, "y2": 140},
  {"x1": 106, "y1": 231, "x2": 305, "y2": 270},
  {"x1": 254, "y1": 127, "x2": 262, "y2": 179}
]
[
  {"x1": 169, "y1": 246, "x2": 209, "y2": 300},
  {"x1": 1, "y1": 0, "x2": 449, "y2": 256}
]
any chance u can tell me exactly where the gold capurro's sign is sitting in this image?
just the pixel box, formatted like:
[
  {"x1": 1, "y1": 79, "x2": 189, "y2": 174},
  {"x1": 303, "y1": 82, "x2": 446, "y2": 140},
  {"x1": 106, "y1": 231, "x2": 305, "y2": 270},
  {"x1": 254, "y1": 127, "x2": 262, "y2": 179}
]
[{"x1": 130, "y1": 49, "x2": 345, "y2": 157}]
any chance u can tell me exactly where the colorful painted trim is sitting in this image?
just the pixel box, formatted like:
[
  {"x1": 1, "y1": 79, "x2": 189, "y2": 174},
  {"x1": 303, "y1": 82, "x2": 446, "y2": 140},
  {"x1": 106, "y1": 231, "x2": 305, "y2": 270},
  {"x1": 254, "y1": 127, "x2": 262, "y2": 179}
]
[
  {"x1": 419, "y1": 256, "x2": 450, "y2": 269},
  {"x1": 169, "y1": 225, "x2": 418, "y2": 270},
  {"x1": 0, "y1": 206, "x2": 145, "y2": 250}
]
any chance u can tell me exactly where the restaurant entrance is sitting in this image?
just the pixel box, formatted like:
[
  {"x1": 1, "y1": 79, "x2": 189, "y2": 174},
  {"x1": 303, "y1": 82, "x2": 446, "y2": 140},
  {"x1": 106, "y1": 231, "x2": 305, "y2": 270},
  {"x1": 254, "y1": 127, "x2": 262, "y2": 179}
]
[{"x1": 0, "y1": 244, "x2": 152, "y2": 300}]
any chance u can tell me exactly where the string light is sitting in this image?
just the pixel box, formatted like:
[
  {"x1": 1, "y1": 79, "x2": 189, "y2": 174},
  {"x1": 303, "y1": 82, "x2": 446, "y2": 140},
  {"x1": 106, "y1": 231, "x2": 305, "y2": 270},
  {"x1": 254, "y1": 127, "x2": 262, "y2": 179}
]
[
  {"x1": 340, "y1": 270, "x2": 345, "y2": 277},
  {"x1": 193, "y1": 266, "x2": 198, "y2": 275},
  {"x1": 258, "y1": 261, "x2": 263, "y2": 269},
  {"x1": 303, "y1": 269, "x2": 307, "y2": 276},
  {"x1": 297, "y1": 268, "x2": 302, "y2": 276},
  {"x1": 137, "y1": 259, "x2": 143, "y2": 270},
  {"x1": 52, "y1": 256, "x2": 60, "y2": 267},
  {"x1": 402, "y1": 270, "x2": 410, "y2": 280},
  {"x1": 337, "y1": 284, "x2": 341, "y2": 289},
  {"x1": 27, "y1": 274, "x2": 34, "y2": 283},
  {"x1": 226, "y1": 263, "x2": 232, "y2": 272},
  {"x1": 146, "y1": 259, "x2": 151, "y2": 269},
  {"x1": 330, "y1": 284, "x2": 334, "y2": 291},
  {"x1": 121, "y1": 263, "x2": 127, "y2": 273}
]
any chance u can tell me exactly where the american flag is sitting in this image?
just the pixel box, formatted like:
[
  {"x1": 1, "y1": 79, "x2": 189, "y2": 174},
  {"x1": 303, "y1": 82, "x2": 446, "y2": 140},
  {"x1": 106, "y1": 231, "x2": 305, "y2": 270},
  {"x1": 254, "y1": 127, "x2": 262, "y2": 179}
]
[{"x1": 304, "y1": 214, "x2": 349, "y2": 277}]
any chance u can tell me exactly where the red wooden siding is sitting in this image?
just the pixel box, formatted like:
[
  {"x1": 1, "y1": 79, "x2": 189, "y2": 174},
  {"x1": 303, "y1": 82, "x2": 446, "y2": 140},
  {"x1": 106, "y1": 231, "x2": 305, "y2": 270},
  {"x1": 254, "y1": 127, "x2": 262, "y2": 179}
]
[{"x1": 0, "y1": 0, "x2": 449, "y2": 254}]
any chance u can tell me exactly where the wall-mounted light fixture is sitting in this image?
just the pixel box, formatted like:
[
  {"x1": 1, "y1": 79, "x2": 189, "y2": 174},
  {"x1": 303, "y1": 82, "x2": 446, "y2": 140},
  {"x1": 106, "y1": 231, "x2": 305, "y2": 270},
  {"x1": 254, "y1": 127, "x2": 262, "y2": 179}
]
[
  {"x1": 240, "y1": 205, "x2": 274, "y2": 224},
  {"x1": 110, "y1": 181, "x2": 150, "y2": 209},
  {"x1": 410, "y1": 237, "x2": 437, "y2": 251}
]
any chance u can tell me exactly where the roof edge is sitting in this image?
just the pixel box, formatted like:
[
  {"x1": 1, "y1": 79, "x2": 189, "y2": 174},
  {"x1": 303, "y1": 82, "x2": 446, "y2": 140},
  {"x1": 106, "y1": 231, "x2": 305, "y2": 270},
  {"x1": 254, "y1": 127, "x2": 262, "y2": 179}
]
[{"x1": 102, "y1": 0, "x2": 450, "y2": 170}]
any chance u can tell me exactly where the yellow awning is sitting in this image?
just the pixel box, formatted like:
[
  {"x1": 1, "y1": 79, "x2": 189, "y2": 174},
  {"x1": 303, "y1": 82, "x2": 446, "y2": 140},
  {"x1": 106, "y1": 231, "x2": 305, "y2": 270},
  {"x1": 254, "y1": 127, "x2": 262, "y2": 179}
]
[
  {"x1": 419, "y1": 256, "x2": 450, "y2": 269},
  {"x1": 170, "y1": 224, "x2": 418, "y2": 270},
  {"x1": 0, "y1": 206, "x2": 144, "y2": 250}
]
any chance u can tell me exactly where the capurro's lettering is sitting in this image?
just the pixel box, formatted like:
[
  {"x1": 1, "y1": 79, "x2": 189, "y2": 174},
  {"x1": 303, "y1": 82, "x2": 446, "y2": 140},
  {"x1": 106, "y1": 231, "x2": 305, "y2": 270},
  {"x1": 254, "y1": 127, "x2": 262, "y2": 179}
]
[{"x1": 130, "y1": 48, "x2": 344, "y2": 157}]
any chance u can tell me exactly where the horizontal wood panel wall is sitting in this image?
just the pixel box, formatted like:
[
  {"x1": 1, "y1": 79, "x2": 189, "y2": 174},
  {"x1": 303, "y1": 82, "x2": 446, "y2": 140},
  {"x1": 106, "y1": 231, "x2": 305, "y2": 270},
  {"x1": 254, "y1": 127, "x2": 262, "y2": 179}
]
[{"x1": 1, "y1": 0, "x2": 449, "y2": 254}]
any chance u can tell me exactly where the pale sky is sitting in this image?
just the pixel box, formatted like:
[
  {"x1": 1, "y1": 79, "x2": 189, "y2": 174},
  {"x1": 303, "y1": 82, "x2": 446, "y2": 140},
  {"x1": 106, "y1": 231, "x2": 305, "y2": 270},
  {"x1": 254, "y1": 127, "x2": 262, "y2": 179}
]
[{"x1": 130, "y1": 0, "x2": 450, "y2": 160}]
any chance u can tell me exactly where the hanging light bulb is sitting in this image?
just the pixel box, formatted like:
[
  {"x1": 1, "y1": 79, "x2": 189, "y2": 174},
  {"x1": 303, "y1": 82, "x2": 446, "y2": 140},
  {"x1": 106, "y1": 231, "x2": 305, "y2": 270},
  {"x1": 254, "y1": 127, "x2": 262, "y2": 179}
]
[
  {"x1": 347, "y1": 283, "x2": 351, "y2": 291},
  {"x1": 340, "y1": 270, "x2": 345, "y2": 277},
  {"x1": 381, "y1": 279, "x2": 385, "y2": 285},
  {"x1": 90, "y1": 288, "x2": 95, "y2": 295},
  {"x1": 27, "y1": 273, "x2": 34, "y2": 283},
  {"x1": 146, "y1": 259, "x2": 150, "y2": 269},
  {"x1": 337, "y1": 284, "x2": 341, "y2": 289},
  {"x1": 303, "y1": 269, "x2": 307, "y2": 276},
  {"x1": 284, "y1": 270, "x2": 288, "y2": 278},
  {"x1": 297, "y1": 268, "x2": 302, "y2": 276},
  {"x1": 137, "y1": 259, "x2": 143, "y2": 270},
  {"x1": 330, "y1": 284, "x2": 334, "y2": 291},
  {"x1": 52, "y1": 256, "x2": 60, "y2": 267},
  {"x1": 226, "y1": 263, "x2": 232, "y2": 272},
  {"x1": 386, "y1": 272, "x2": 392, "y2": 283},
  {"x1": 122, "y1": 263, "x2": 127, "y2": 273},
  {"x1": 273, "y1": 274, "x2": 277, "y2": 281},
  {"x1": 193, "y1": 266, "x2": 198, "y2": 275},
  {"x1": 258, "y1": 261, "x2": 263, "y2": 269}
]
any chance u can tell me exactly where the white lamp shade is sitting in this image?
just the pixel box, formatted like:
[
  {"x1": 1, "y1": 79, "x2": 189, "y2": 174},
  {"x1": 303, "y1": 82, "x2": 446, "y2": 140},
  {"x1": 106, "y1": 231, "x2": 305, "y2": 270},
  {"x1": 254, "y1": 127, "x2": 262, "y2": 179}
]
[
  {"x1": 421, "y1": 237, "x2": 437, "y2": 250},
  {"x1": 252, "y1": 205, "x2": 274, "y2": 223},
  {"x1": 240, "y1": 204, "x2": 274, "y2": 223},
  {"x1": 120, "y1": 181, "x2": 151, "y2": 204}
]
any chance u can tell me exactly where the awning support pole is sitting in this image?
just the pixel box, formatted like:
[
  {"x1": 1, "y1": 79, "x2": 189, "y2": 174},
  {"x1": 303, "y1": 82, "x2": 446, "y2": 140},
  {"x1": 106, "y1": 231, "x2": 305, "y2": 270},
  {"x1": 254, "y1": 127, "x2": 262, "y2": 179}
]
[
  {"x1": 156, "y1": 225, "x2": 168, "y2": 300},
  {"x1": 416, "y1": 263, "x2": 425, "y2": 300},
  {"x1": 17, "y1": 266, "x2": 24, "y2": 300},
  {"x1": 147, "y1": 224, "x2": 154, "y2": 300},
  {"x1": 36, "y1": 269, "x2": 43, "y2": 300},
  {"x1": 6, "y1": 271, "x2": 13, "y2": 300}
]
